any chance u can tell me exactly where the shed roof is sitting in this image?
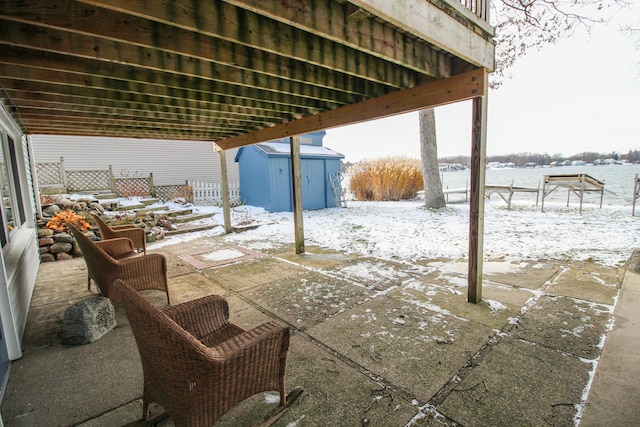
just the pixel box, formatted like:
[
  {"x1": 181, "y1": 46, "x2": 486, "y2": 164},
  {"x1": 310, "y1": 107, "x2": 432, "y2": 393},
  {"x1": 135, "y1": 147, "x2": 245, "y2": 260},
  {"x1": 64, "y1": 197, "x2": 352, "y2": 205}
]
[
  {"x1": 235, "y1": 142, "x2": 344, "y2": 161},
  {"x1": 0, "y1": 0, "x2": 494, "y2": 150}
]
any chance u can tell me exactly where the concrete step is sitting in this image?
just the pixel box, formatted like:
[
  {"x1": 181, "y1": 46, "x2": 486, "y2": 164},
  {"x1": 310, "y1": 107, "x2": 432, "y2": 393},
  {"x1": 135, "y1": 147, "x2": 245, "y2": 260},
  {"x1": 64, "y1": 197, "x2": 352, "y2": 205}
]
[
  {"x1": 133, "y1": 206, "x2": 170, "y2": 215},
  {"x1": 163, "y1": 208, "x2": 193, "y2": 217},
  {"x1": 112, "y1": 203, "x2": 146, "y2": 211},
  {"x1": 164, "y1": 223, "x2": 221, "y2": 236},
  {"x1": 173, "y1": 212, "x2": 215, "y2": 224},
  {"x1": 139, "y1": 198, "x2": 159, "y2": 206},
  {"x1": 93, "y1": 193, "x2": 118, "y2": 200}
]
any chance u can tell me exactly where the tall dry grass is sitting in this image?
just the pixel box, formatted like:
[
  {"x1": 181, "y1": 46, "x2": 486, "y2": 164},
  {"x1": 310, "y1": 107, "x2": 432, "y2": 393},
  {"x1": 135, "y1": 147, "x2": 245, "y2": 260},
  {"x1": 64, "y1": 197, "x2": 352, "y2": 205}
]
[{"x1": 348, "y1": 157, "x2": 423, "y2": 201}]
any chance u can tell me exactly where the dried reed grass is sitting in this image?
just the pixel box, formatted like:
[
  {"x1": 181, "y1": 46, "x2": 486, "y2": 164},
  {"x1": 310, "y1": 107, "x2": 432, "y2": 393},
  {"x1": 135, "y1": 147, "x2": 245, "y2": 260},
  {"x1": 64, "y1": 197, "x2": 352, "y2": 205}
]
[{"x1": 348, "y1": 157, "x2": 423, "y2": 201}]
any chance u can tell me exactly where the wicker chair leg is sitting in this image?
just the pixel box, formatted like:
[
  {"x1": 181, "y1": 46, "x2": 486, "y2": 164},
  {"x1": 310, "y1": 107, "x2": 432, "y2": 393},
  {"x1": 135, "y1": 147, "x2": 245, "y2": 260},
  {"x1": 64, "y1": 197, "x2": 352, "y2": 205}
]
[{"x1": 142, "y1": 400, "x2": 150, "y2": 420}]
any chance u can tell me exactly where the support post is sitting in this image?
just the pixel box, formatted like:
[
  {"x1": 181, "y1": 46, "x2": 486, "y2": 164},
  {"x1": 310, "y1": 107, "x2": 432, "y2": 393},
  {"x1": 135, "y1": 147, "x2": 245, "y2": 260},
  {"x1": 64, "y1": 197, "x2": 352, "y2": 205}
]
[
  {"x1": 290, "y1": 136, "x2": 305, "y2": 254},
  {"x1": 218, "y1": 149, "x2": 232, "y2": 234},
  {"x1": 468, "y1": 76, "x2": 488, "y2": 304}
]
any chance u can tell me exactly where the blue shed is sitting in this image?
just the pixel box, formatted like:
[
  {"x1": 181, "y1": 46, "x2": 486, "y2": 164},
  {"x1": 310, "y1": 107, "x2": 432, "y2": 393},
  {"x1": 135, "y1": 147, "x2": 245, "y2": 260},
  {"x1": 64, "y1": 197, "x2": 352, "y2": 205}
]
[{"x1": 234, "y1": 131, "x2": 344, "y2": 212}]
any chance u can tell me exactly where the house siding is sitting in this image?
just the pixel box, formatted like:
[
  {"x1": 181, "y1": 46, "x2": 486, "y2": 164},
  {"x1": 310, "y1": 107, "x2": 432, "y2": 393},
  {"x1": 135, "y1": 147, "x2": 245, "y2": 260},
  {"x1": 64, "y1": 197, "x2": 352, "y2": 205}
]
[
  {"x1": 0, "y1": 106, "x2": 39, "y2": 367},
  {"x1": 30, "y1": 135, "x2": 240, "y2": 186}
]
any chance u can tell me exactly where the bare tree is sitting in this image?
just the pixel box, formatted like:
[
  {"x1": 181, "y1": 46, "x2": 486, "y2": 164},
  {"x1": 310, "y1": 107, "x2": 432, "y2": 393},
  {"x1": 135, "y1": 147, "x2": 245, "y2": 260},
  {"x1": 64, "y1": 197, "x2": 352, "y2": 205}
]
[
  {"x1": 419, "y1": 109, "x2": 446, "y2": 208},
  {"x1": 419, "y1": 0, "x2": 626, "y2": 208}
]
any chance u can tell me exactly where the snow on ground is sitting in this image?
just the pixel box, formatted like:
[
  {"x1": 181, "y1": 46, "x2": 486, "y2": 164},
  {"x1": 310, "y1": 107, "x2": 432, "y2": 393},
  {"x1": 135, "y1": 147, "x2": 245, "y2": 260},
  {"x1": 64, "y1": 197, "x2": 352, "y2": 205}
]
[{"x1": 152, "y1": 197, "x2": 639, "y2": 267}]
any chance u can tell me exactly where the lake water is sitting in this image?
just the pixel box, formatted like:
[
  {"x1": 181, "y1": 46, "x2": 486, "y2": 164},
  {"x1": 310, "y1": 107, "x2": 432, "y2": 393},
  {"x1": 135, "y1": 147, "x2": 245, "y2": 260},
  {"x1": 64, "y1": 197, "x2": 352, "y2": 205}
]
[{"x1": 440, "y1": 164, "x2": 640, "y2": 207}]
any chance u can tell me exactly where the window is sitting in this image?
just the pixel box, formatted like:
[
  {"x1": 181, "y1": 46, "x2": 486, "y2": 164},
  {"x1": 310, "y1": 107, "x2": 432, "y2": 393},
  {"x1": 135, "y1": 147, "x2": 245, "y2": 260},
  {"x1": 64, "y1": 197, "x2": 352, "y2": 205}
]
[{"x1": 0, "y1": 132, "x2": 26, "y2": 247}]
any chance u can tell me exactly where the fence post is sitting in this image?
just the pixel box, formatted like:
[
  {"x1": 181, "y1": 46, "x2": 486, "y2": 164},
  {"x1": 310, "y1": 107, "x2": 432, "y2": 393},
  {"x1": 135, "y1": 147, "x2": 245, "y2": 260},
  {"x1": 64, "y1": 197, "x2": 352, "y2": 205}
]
[
  {"x1": 149, "y1": 173, "x2": 155, "y2": 197},
  {"x1": 60, "y1": 156, "x2": 68, "y2": 191},
  {"x1": 108, "y1": 165, "x2": 115, "y2": 194}
]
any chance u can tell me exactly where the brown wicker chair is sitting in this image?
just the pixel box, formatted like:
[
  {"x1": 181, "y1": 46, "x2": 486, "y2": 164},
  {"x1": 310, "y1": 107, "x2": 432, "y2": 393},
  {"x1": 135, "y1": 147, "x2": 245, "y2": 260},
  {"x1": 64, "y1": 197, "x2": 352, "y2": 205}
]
[
  {"x1": 91, "y1": 212, "x2": 147, "y2": 254},
  {"x1": 69, "y1": 224, "x2": 170, "y2": 304},
  {"x1": 113, "y1": 279, "x2": 290, "y2": 426}
]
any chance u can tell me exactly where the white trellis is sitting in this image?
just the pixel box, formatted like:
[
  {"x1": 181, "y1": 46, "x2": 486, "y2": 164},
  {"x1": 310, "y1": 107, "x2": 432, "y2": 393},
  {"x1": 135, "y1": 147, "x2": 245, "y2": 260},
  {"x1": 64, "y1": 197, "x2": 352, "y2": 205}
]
[{"x1": 189, "y1": 180, "x2": 241, "y2": 206}]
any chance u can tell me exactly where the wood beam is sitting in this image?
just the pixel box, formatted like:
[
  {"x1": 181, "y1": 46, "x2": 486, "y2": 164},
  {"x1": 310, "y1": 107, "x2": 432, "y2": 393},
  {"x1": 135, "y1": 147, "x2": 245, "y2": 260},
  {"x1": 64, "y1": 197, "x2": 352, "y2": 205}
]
[
  {"x1": 222, "y1": 0, "x2": 451, "y2": 77},
  {"x1": 467, "y1": 72, "x2": 488, "y2": 304},
  {"x1": 290, "y1": 136, "x2": 305, "y2": 254},
  {"x1": 4, "y1": 91, "x2": 287, "y2": 122},
  {"x1": 217, "y1": 68, "x2": 485, "y2": 150},
  {"x1": 0, "y1": 21, "x2": 391, "y2": 98},
  {"x1": 0, "y1": 80, "x2": 311, "y2": 117},
  {"x1": 0, "y1": 0, "x2": 418, "y2": 87},
  {"x1": 351, "y1": 0, "x2": 495, "y2": 71},
  {"x1": 0, "y1": 63, "x2": 345, "y2": 112}
]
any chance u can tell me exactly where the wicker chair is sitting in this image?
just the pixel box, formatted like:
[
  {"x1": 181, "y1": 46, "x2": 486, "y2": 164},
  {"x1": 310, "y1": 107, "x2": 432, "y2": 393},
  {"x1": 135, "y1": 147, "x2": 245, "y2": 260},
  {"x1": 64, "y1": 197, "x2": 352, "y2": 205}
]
[
  {"x1": 91, "y1": 212, "x2": 146, "y2": 253},
  {"x1": 69, "y1": 224, "x2": 170, "y2": 304},
  {"x1": 113, "y1": 279, "x2": 290, "y2": 427}
]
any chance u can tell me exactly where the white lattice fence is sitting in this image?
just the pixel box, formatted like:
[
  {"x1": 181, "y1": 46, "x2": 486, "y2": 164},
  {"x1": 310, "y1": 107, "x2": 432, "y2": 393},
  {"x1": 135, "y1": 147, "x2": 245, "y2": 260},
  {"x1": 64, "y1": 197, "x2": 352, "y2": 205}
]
[
  {"x1": 114, "y1": 176, "x2": 153, "y2": 198},
  {"x1": 189, "y1": 181, "x2": 241, "y2": 206},
  {"x1": 67, "y1": 169, "x2": 112, "y2": 193}
]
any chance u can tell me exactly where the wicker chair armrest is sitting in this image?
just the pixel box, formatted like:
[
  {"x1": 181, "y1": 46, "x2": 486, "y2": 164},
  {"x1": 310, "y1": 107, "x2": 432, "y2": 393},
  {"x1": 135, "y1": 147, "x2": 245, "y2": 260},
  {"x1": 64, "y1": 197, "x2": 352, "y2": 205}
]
[
  {"x1": 163, "y1": 295, "x2": 230, "y2": 339},
  {"x1": 213, "y1": 321, "x2": 290, "y2": 361},
  {"x1": 94, "y1": 237, "x2": 135, "y2": 258},
  {"x1": 111, "y1": 227, "x2": 145, "y2": 245}
]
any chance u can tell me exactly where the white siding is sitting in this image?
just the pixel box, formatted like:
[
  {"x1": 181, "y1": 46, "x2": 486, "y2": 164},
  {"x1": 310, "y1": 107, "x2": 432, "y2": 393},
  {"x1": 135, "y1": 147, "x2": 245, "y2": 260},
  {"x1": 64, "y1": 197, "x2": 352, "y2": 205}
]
[
  {"x1": 0, "y1": 105, "x2": 39, "y2": 361},
  {"x1": 30, "y1": 135, "x2": 240, "y2": 185}
]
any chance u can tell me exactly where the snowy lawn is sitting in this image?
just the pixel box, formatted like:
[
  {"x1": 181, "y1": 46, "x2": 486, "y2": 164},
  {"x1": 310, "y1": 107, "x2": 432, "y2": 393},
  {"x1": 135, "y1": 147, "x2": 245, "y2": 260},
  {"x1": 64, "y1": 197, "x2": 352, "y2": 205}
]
[{"x1": 153, "y1": 198, "x2": 639, "y2": 267}]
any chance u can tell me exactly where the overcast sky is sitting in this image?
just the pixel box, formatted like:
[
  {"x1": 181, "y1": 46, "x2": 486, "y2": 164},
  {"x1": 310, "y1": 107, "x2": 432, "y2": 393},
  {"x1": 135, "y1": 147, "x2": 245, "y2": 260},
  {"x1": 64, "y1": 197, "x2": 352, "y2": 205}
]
[{"x1": 324, "y1": 7, "x2": 640, "y2": 162}]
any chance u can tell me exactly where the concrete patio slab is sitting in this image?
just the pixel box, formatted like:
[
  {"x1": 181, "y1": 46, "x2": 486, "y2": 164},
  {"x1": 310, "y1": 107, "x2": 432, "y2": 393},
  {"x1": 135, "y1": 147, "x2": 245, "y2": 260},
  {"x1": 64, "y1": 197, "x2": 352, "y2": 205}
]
[
  {"x1": 548, "y1": 262, "x2": 622, "y2": 305},
  {"x1": 242, "y1": 270, "x2": 373, "y2": 330},
  {"x1": 1, "y1": 316, "x2": 142, "y2": 426},
  {"x1": 438, "y1": 336, "x2": 592, "y2": 427},
  {"x1": 2, "y1": 233, "x2": 636, "y2": 427},
  {"x1": 513, "y1": 294, "x2": 612, "y2": 359},
  {"x1": 392, "y1": 279, "x2": 521, "y2": 330},
  {"x1": 216, "y1": 335, "x2": 419, "y2": 427},
  {"x1": 201, "y1": 257, "x2": 305, "y2": 292},
  {"x1": 309, "y1": 295, "x2": 494, "y2": 402},
  {"x1": 329, "y1": 257, "x2": 425, "y2": 291}
]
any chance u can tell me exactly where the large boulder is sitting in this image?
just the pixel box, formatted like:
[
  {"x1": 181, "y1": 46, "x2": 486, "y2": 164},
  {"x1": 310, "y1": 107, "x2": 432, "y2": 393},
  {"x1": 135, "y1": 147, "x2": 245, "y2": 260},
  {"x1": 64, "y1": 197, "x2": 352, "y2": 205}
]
[
  {"x1": 62, "y1": 296, "x2": 116, "y2": 345},
  {"x1": 625, "y1": 249, "x2": 640, "y2": 274}
]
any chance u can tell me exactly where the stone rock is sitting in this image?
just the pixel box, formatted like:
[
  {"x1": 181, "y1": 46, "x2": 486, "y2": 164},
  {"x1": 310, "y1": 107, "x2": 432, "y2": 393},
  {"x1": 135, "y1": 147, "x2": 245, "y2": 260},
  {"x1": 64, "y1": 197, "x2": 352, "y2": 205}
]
[
  {"x1": 38, "y1": 237, "x2": 55, "y2": 247},
  {"x1": 40, "y1": 253, "x2": 55, "y2": 262},
  {"x1": 39, "y1": 246, "x2": 50, "y2": 254},
  {"x1": 624, "y1": 249, "x2": 640, "y2": 274},
  {"x1": 73, "y1": 242, "x2": 83, "y2": 257},
  {"x1": 56, "y1": 252, "x2": 74, "y2": 261},
  {"x1": 90, "y1": 202, "x2": 105, "y2": 214},
  {"x1": 42, "y1": 204, "x2": 61, "y2": 217},
  {"x1": 62, "y1": 296, "x2": 116, "y2": 345},
  {"x1": 54, "y1": 232, "x2": 74, "y2": 243},
  {"x1": 49, "y1": 242, "x2": 72, "y2": 254},
  {"x1": 37, "y1": 228, "x2": 54, "y2": 238},
  {"x1": 59, "y1": 198, "x2": 79, "y2": 210}
]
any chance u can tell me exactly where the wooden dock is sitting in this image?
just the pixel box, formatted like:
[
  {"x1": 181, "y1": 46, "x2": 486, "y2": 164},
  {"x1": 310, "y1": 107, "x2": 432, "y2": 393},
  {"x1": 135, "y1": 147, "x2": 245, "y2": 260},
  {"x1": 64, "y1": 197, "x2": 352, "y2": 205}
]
[
  {"x1": 443, "y1": 182, "x2": 540, "y2": 209},
  {"x1": 485, "y1": 184, "x2": 540, "y2": 209},
  {"x1": 541, "y1": 174, "x2": 605, "y2": 213}
]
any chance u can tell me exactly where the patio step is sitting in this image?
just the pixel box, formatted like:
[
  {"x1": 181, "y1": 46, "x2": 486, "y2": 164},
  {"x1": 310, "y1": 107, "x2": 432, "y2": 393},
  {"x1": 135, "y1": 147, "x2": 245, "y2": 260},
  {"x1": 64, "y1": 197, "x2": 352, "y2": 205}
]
[
  {"x1": 139, "y1": 198, "x2": 159, "y2": 206},
  {"x1": 112, "y1": 203, "x2": 146, "y2": 211},
  {"x1": 93, "y1": 192, "x2": 118, "y2": 200},
  {"x1": 163, "y1": 208, "x2": 193, "y2": 217},
  {"x1": 133, "y1": 206, "x2": 170, "y2": 215},
  {"x1": 165, "y1": 223, "x2": 220, "y2": 236},
  {"x1": 173, "y1": 212, "x2": 215, "y2": 224}
]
